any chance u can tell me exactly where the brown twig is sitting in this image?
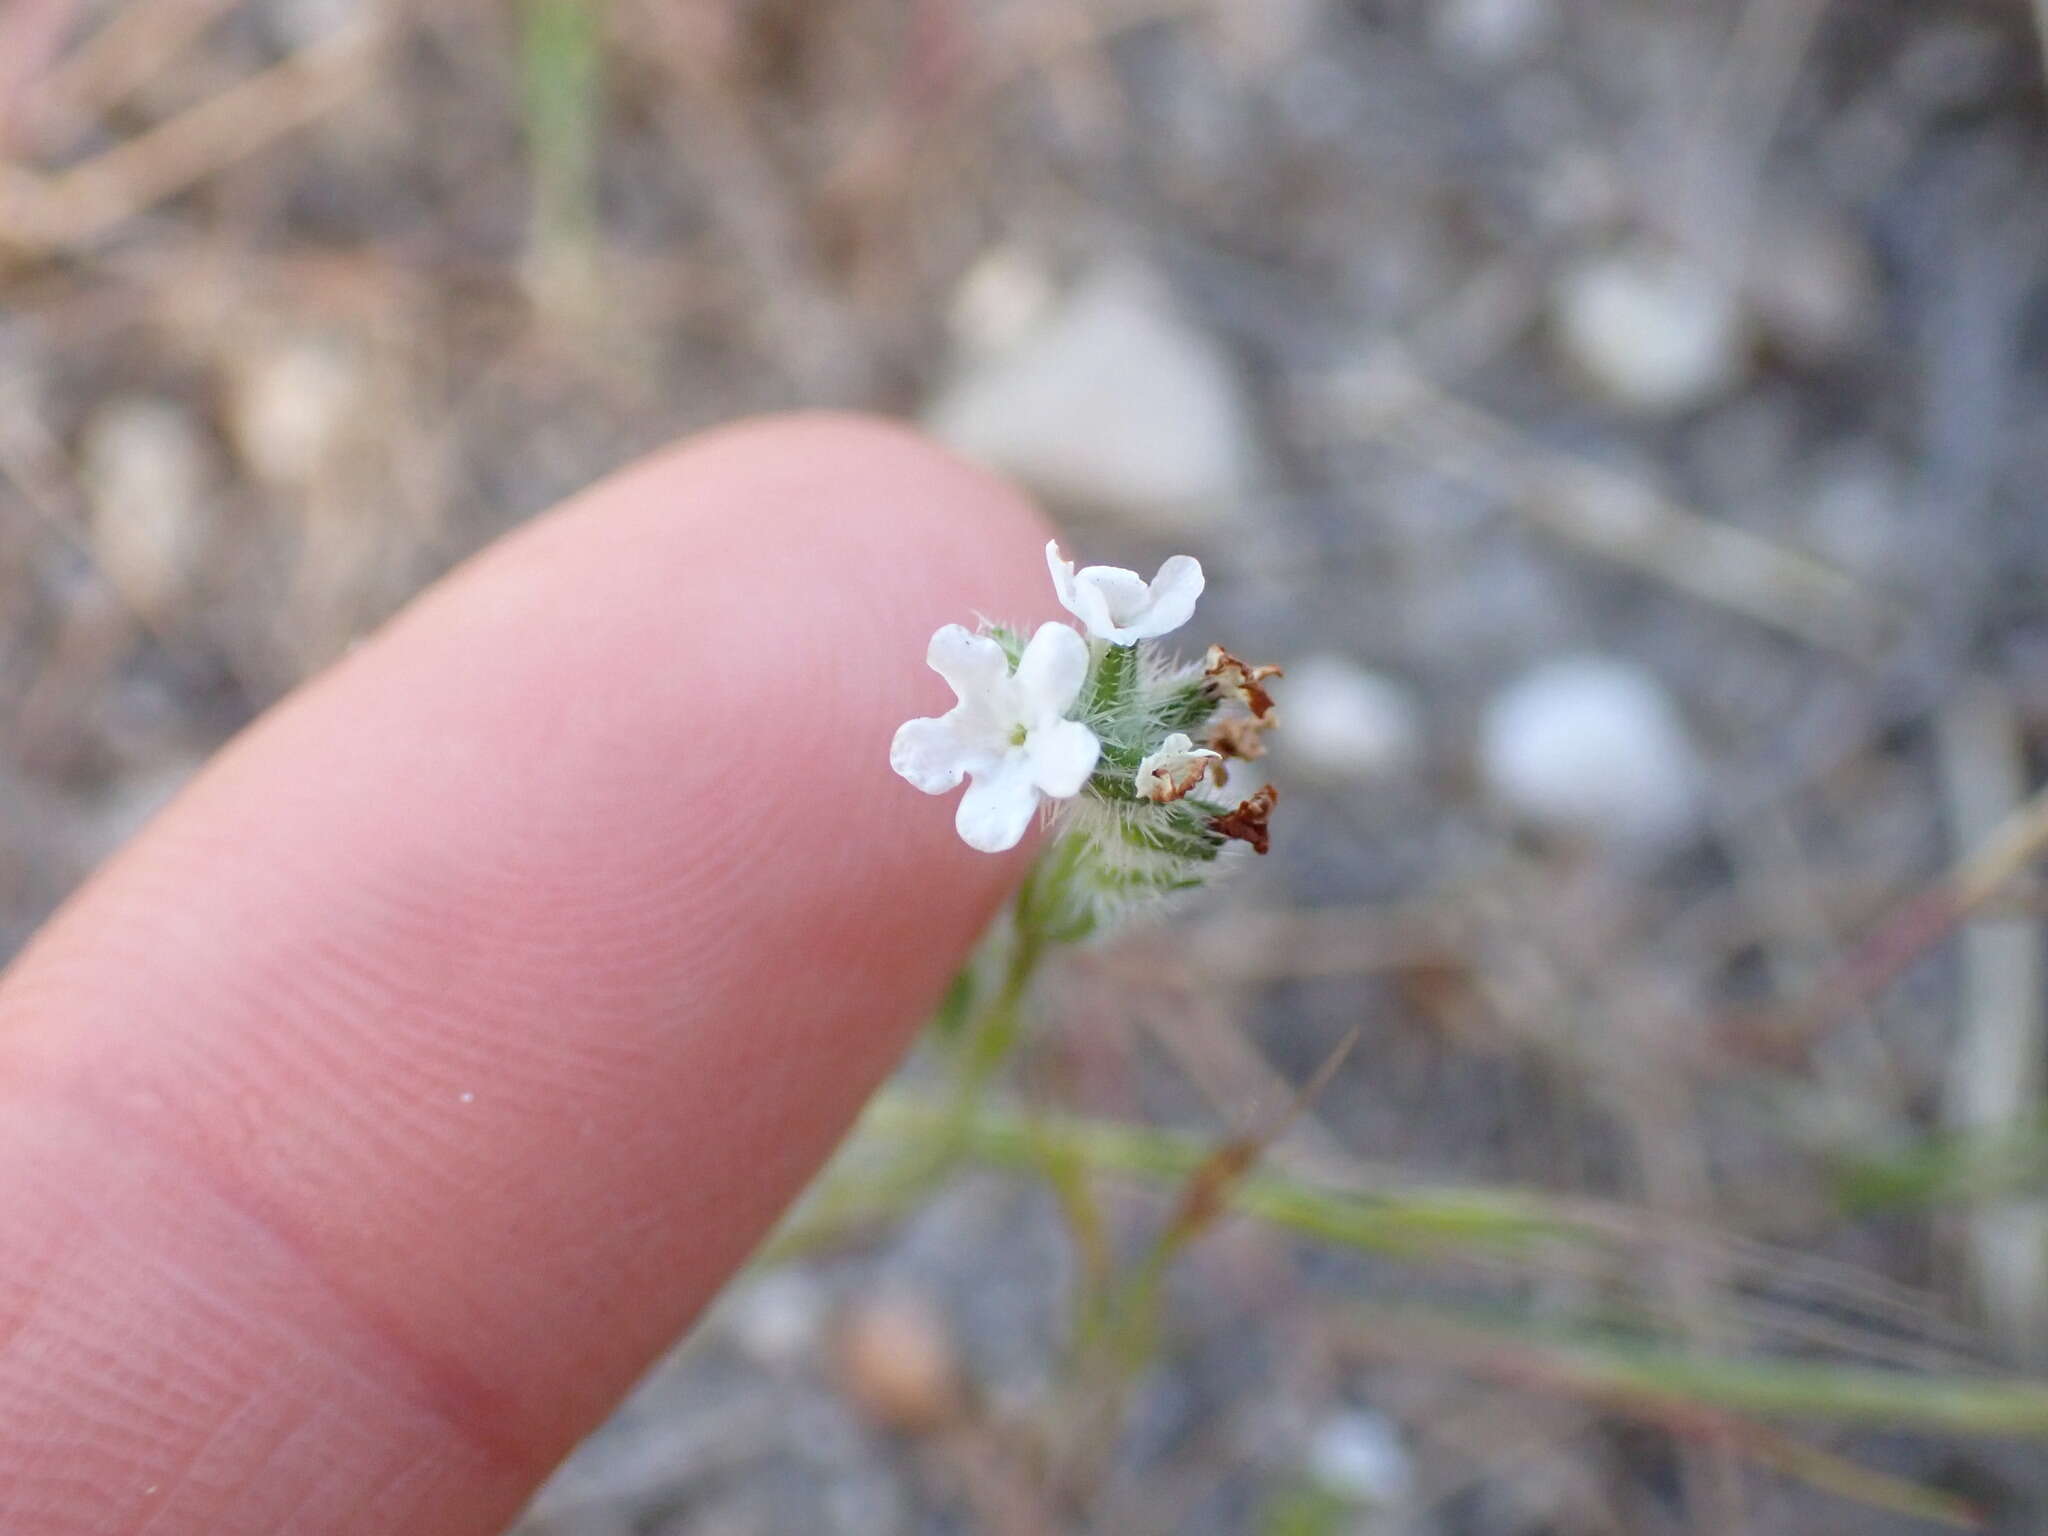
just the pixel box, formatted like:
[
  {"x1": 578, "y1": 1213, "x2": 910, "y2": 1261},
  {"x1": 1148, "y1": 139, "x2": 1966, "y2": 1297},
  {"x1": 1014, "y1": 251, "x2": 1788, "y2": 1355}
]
[
  {"x1": 1756, "y1": 778, "x2": 2048, "y2": 1061},
  {"x1": 0, "y1": 21, "x2": 380, "y2": 254},
  {"x1": 31, "y1": 0, "x2": 243, "y2": 129}
]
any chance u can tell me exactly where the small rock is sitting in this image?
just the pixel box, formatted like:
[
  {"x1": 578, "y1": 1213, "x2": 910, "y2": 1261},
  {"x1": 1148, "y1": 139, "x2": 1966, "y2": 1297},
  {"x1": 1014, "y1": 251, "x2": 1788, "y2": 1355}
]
[
  {"x1": 832, "y1": 1292, "x2": 962, "y2": 1434},
  {"x1": 1280, "y1": 654, "x2": 1423, "y2": 785},
  {"x1": 77, "y1": 395, "x2": 216, "y2": 617},
  {"x1": 926, "y1": 263, "x2": 1256, "y2": 533},
  {"x1": 1479, "y1": 656, "x2": 1701, "y2": 853},
  {"x1": 226, "y1": 334, "x2": 367, "y2": 488},
  {"x1": 1307, "y1": 1408, "x2": 1415, "y2": 1507},
  {"x1": 1552, "y1": 246, "x2": 1748, "y2": 415},
  {"x1": 720, "y1": 1269, "x2": 827, "y2": 1370},
  {"x1": 1432, "y1": 0, "x2": 1555, "y2": 67},
  {"x1": 946, "y1": 245, "x2": 1058, "y2": 358}
]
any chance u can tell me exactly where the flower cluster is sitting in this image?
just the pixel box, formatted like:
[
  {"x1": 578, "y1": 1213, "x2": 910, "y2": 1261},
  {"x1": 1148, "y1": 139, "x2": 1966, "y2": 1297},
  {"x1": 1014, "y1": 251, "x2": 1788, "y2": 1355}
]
[{"x1": 891, "y1": 540, "x2": 1280, "y2": 928}]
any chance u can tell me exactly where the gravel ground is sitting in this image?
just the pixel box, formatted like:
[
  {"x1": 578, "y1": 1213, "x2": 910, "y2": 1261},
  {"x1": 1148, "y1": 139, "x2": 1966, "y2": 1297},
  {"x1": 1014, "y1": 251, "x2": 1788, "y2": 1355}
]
[{"x1": 6, "y1": 2, "x2": 2048, "y2": 1531}]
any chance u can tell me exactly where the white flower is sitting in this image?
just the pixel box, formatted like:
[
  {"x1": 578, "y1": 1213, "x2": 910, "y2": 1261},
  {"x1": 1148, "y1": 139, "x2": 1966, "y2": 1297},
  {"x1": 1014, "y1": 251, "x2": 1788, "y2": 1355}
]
[
  {"x1": 891, "y1": 622, "x2": 1102, "y2": 852},
  {"x1": 1045, "y1": 540, "x2": 1204, "y2": 644},
  {"x1": 1133, "y1": 733, "x2": 1222, "y2": 803}
]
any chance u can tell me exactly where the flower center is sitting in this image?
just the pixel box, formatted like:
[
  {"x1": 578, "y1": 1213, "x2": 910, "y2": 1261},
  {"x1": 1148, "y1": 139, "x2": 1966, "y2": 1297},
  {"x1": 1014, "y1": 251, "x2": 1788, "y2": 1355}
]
[{"x1": 1009, "y1": 723, "x2": 1030, "y2": 747}]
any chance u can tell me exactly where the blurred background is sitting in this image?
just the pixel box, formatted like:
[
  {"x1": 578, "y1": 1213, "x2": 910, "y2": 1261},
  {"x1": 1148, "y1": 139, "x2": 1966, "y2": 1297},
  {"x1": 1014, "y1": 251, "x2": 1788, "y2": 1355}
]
[{"x1": 5, "y1": 0, "x2": 2048, "y2": 1530}]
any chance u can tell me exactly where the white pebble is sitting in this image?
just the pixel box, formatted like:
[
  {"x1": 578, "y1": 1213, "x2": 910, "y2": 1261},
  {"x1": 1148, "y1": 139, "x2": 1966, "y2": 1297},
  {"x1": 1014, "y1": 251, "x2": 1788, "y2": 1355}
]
[
  {"x1": 1552, "y1": 246, "x2": 1748, "y2": 415},
  {"x1": 1280, "y1": 654, "x2": 1423, "y2": 784},
  {"x1": 946, "y1": 245, "x2": 1058, "y2": 357},
  {"x1": 78, "y1": 395, "x2": 216, "y2": 617},
  {"x1": 1479, "y1": 656, "x2": 1701, "y2": 852},
  {"x1": 1307, "y1": 1408, "x2": 1415, "y2": 1507},
  {"x1": 227, "y1": 335, "x2": 366, "y2": 488},
  {"x1": 926, "y1": 263, "x2": 1256, "y2": 533},
  {"x1": 721, "y1": 1269, "x2": 827, "y2": 1369}
]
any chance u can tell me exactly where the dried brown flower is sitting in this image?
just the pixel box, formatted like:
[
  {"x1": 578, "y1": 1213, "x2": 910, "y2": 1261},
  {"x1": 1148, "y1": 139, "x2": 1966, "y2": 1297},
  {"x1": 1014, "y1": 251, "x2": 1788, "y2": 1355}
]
[
  {"x1": 1210, "y1": 784, "x2": 1278, "y2": 854},
  {"x1": 1204, "y1": 645, "x2": 1283, "y2": 720},
  {"x1": 1207, "y1": 715, "x2": 1269, "y2": 761}
]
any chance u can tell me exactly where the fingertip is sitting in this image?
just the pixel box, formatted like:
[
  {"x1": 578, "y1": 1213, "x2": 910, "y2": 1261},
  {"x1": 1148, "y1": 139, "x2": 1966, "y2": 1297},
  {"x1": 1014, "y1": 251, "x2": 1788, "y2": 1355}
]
[{"x1": 0, "y1": 413, "x2": 1063, "y2": 1532}]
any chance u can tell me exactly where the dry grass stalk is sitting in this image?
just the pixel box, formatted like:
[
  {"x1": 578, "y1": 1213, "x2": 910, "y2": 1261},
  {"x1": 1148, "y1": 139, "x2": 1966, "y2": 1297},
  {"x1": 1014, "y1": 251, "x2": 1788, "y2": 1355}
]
[
  {"x1": 0, "y1": 19, "x2": 381, "y2": 254},
  {"x1": 30, "y1": 0, "x2": 245, "y2": 129},
  {"x1": 1937, "y1": 680, "x2": 2048, "y2": 1365},
  {"x1": 1324, "y1": 356, "x2": 1897, "y2": 657}
]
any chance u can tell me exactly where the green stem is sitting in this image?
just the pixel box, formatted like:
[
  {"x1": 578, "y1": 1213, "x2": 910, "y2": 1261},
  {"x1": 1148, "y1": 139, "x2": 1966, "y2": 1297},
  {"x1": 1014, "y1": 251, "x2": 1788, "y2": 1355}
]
[
  {"x1": 1085, "y1": 641, "x2": 1139, "y2": 723},
  {"x1": 950, "y1": 924, "x2": 1040, "y2": 1111},
  {"x1": 854, "y1": 1095, "x2": 2048, "y2": 1442},
  {"x1": 869, "y1": 1093, "x2": 1591, "y2": 1253},
  {"x1": 1349, "y1": 1303, "x2": 2048, "y2": 1441}
]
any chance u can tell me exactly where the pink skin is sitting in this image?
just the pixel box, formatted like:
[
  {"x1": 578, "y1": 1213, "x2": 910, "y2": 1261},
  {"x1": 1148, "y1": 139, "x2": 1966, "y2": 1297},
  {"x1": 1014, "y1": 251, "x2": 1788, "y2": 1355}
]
[{"x1": 0, "y1": 415, "x2": 1053, "y2": 1534}]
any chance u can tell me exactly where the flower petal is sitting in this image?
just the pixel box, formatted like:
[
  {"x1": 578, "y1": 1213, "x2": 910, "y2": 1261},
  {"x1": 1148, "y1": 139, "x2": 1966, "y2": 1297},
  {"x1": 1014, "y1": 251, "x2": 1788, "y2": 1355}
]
[
  {"x1": 1030, "y1": 718, "x2": 1101, "y2": 798},
  {"x1": 890, "y1": 714, "x2": 979, "y2": 793},
  {"x1": 1135, "y1": 554, "x2": 1203, "y2": 638},
  {"x1": 925, "y1": 623, "x2": 1011, "y2": 702},
  {"x1": 955, "y1": 755, "x2": 1041, "y2": 852},
  {"x1": 1046, "y1": 541, "x2": 1079, "y2": 609},
  {"x1": 1032, "y1": 720, "x2": 1097, "y2": 798},
  {"x1": 1013, "y1": 621, "x2": 1091, "y2": 713},
  {"x1": 1047, "y1": 541, "x2": 1122, "y2": 640},
  {"x1": 1077, "y1": 566, "x2": 1153, "y2": 630}
]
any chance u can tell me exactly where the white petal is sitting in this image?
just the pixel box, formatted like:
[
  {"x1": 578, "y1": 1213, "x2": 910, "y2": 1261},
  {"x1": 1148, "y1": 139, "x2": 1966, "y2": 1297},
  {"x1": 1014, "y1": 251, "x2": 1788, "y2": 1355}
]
[
  {"x1": 925, "y1": 623, "x2": 1011, "y2": 702},
  {"x1": 955, "y1": 755, "x2": 1041, "y2": 852},
  {"x1": 1046, "y1": 541, "x2": 1079, "y2": 608},
  {"x1": 1047, "y1": 541, "x2": 1123, "y2": 640},
  {"x1": 1133, "y1": 554, "x2": 1203, "y2": 638},
  {"x1": 1077, "y1": 566, "x2": 1153, "y2": 629},
  {"x1": 890, "y1": 715, "x2": 977, "y2": 793},
  {"x1": 1029, "y1": 719, "x2": 1101, "y2": 797},
  {"x1": 1067, "y1": 584, "x2": 1121, "y2": 640},
  {"x1": 1012, "y1": 622, "x2": 1091, "y2": 713}
]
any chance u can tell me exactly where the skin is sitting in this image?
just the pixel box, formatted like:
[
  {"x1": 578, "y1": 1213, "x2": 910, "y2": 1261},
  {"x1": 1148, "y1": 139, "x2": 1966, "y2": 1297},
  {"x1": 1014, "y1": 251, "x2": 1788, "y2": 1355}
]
[{"x1": 0, "y1": 415, "x2": 1053, "y2": 1534}]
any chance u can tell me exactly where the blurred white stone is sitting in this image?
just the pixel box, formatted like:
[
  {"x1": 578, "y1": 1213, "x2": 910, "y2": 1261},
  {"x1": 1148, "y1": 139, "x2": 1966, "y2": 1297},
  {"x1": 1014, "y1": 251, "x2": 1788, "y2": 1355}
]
[
  {"x1": 1552, "y1": 247, "x2": 1748, "y2": 415},
  {"x1": 1307, "y1": 1408, "x2": 1415, "y2": 1507},
  {"x1": 1280, "y1": 654, "x2": 1423, "y2": 785},
  {"x1": 947, "y1": 246, "x2": 1058, "y2": 358},
  {"x1": 719, "y1": 1269, "x2": 827, "y2": 1370},
  {"x1": 926, "y1": 263, "x2": 1255, "y2": 533},
  {"x1": 1432, "y1": 0, "x2": 1555, "y2": 67},
  {"x1": 78, "y1": 395, "x2": 216, "y2": 617},
  {"x1": 1479, "y1": 656, "x2": 1701, "y2": 852},
  {"x1": 227, "y1": 335, "x2": 367, "y2": 488}
]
